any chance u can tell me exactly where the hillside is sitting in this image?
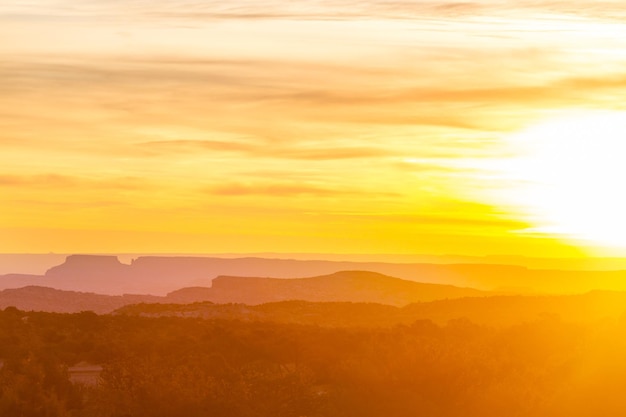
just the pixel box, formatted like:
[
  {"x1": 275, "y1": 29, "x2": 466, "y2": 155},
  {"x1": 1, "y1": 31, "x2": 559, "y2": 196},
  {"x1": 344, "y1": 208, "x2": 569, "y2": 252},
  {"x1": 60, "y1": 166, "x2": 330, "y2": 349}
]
[
  {"x1": 8, "y1": 279, "x2": 623, "y2": 327},
  {"x1": 118, "y1": 291, "x2": 626, "y2": 328},
  {"x1": 0, "y1": 270, "x2": 486, "y2": 313},
  {"x1": 200, "y1": 270, "x2": 485, "y2": 305},
  {"x1": 0, "y1": 254, "x2": 511, "y2": 295},
  {"x1": 0, "y1": 286, "x2": 161, "y2": 314},
  {"x1": 5, "y1": 254, "x2": 626, "y2": 296}
]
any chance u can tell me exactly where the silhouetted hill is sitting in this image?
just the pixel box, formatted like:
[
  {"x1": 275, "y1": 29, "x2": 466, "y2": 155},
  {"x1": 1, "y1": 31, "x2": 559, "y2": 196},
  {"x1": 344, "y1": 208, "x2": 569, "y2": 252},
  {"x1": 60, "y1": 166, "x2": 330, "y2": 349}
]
[
  {"x1": 0, "y1": 271, "x2": 486, "y2": 312},
  {"x1": 5, "y1": 282, "x2": 626, "y2": 328},
  {"x1": 5, "y1": 254, "x2": 626, "y2": 295},
  {"x1": 0, "y1": 286, "x2": 161, "y2": 314},
  {"x1": 0, "y1": 270, "x2": 485, "y2": 313},
  {"x1": 46, "y1": 254, "x2": 130, "y2": 277},
  {"x1": 117, "y1": 300, "x2": 403, "y2": 327},
  {"x1": 165, "y1": 286, "x2": 214, "y2": 304},
  {"x1": 402, "y1": 290, "x2": 626, "y2": 326},
  {"x1": 7, "y1": 253, "x2": 626, "y2": 276},
  {"x1": 201, "y1": 270, "x2": 485, "y2": 305},
  {"x1": 0, "y1": 255, "x2": 516, "y2": 294},
  {"x1": 118, "y1": 291, "x2": 626, "y2": 328}
]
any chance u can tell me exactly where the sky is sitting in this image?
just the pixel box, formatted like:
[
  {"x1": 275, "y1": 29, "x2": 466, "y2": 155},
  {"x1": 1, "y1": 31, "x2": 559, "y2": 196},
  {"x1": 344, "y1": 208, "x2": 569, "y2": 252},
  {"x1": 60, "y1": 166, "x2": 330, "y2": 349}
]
[{"x1": 2, "y1": 0, "x2": 626, "y2": 255}]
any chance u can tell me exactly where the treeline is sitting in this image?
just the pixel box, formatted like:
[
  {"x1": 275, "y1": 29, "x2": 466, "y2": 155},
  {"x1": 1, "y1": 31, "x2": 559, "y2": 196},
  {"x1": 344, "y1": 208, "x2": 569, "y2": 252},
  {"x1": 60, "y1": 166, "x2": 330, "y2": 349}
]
[
  {"x1": 117, "y1": 291, "x2": 626, "y2": 327},
  {"x1": 1, "y1": 307, "x2": 626, "y2": 416}
]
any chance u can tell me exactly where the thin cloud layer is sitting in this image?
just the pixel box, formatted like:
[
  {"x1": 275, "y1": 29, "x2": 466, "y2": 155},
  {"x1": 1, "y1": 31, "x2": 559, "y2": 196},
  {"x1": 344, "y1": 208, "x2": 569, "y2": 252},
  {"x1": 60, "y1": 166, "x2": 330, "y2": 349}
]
[
  {"x1": 141, "y1": 140, "x2": 392, "y2": 160},
  {"x1": 209, "y1": 183, "x2": 358, "y2": 197},
  {"x1": 4, "y1": 1, "x2": 626, "y2": 21},
  {"x1": 0, "y1": 174, "x2": 150, "y2": 190}
]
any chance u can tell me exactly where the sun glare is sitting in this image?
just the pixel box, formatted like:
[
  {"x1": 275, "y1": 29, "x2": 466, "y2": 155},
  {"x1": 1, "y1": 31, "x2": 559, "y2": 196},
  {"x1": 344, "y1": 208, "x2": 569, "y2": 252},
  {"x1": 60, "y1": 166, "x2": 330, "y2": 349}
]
[{"x1": 502, "y1": 110, "x2": 626, "y2": 249}]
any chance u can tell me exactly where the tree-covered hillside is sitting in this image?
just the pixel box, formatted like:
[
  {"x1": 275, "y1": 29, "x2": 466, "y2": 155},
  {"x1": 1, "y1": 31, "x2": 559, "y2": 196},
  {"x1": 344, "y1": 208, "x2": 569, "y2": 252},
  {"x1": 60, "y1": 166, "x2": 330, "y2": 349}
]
[{"x1": 2, "y1": 306, "x2": 626, "y2": 416}]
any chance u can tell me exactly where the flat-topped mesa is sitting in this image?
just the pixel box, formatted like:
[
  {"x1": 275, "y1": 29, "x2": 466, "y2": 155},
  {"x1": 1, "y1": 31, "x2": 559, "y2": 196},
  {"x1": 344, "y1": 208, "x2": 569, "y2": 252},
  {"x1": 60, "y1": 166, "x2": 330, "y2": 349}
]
[
  {"x1": 165, "y1": 287, "x2": 214, "y2": 304},
  {"x1": 207, "y1": 270, "x2": 486, "y2": 306},
  {"x1": 45, "y1": 255, "x2": 129, "y2": 277},
  {"x1": 210, "y1": 270, "x2": 477, "y2": 289}
]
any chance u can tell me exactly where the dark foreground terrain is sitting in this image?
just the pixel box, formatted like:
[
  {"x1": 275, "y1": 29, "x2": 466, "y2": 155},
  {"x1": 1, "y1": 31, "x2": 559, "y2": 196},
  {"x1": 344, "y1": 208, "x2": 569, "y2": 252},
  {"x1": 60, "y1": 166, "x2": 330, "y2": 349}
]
[{"x1": 1, "y1": 298, "x2": 626, "y2": 417}]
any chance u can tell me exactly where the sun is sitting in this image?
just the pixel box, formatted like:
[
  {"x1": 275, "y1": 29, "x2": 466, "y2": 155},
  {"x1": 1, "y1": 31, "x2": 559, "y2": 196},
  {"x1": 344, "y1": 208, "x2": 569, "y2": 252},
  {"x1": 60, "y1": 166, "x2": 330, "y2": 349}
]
[{"x1": 500, "y1": 110, "x2": 626, "y2": 250}]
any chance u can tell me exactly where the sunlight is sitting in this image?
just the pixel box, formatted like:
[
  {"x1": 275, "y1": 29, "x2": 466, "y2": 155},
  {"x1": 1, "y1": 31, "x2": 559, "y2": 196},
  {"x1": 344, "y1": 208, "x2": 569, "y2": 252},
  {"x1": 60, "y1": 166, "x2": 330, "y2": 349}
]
[{"x1": 501, "y1": 110, "x2": 626, "y2": 249}]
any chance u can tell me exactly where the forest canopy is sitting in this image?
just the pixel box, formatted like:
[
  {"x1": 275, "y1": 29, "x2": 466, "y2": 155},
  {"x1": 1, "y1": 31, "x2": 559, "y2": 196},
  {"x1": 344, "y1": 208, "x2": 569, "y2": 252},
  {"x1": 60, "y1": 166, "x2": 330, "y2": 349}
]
[{"x1": 1, "y1": 306, "x2": 626, "y2": 416}]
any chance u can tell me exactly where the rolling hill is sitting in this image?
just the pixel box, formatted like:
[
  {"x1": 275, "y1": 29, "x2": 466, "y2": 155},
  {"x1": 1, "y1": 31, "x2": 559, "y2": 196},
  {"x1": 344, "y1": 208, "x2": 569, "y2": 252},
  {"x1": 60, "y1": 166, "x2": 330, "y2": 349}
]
[{"x1": 0, "y1": 270, "x2": 486, "y2": 312}]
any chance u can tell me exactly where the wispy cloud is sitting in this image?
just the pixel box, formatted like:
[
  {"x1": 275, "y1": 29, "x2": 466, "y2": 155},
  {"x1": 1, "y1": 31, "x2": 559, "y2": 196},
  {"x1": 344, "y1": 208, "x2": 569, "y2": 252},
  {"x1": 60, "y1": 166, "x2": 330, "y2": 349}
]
[
  {"x1": 325, "y1": 212, "x2": 528, "y2": 229},
  {"x1": 6, "y1": 0, "x2": 622, "y2": 22},
  {"x1": 141, "y1": 139, "x2": 391, "y2": 160},
  {"x1": 0, "y1": 174, "x2": 149, "y2": 190},
  {"x1": 0, "y1": 174, "x2": 75, "y2": 187},
  {"x1": 208, "y1": 182, "x2": 358, "y2": 197},
  {"x1": 0, "y1": 1, "x2": 486, "y2": 22},
  {"x1": 8, "y1": 53, "x2": 624, "y2": 109}
]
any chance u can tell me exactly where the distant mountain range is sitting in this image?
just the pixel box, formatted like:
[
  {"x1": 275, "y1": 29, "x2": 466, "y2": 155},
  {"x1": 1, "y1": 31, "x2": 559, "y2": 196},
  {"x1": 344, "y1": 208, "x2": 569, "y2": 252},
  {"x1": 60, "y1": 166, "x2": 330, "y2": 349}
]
[
  {"x1": 4, "y1": 283, "x2": 625, "y2": 329},
  {"x1": 6, "y1": 253, "x2": 626, "y2": 276},
  {"x1": 170, "y1": 270, "x2": 486, "y2": 305},
  {"x1": 0, "y1": 286, "x2": 161, "y2": 314},
  {"x1": 3, "y1": 258, "x2": 626, "y2": 328},
  {"x1": 0, "y1": 270, "x2": 486, "y2": 313},
  {"x1": 3, "y1": 254, "x2": 626, "y2": 295}
]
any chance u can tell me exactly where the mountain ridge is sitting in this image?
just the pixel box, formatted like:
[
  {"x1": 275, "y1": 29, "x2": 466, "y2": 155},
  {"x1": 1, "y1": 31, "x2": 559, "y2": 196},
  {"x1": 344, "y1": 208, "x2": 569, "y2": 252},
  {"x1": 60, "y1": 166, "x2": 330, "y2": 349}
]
[
  {"x1": 0, "y1": 270, "x2": 487, "y2": 312},
  {"x1": 3, "y1": 254, "x2": 626, "y2": 295}
]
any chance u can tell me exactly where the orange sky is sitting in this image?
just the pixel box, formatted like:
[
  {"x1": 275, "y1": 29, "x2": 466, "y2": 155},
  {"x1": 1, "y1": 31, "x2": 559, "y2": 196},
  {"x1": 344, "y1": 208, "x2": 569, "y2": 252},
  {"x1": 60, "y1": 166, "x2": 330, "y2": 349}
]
[{"x1": 2, "y1": 1, "x2": 626, "y2": 255}]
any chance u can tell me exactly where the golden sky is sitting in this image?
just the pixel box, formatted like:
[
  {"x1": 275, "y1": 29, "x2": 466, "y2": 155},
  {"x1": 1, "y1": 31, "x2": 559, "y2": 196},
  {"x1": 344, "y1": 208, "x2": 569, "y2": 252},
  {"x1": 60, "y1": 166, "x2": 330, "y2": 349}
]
[{"x1": 2, "y1": 0, "x2": 626, "y2": 255}]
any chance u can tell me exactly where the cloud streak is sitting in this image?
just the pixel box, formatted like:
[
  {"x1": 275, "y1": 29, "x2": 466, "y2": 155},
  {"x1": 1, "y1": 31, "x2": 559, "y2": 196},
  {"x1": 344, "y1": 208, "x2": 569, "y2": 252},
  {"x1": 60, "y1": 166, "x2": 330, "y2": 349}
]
[
  {"x1": 208, "y1": 182, "x2": 358, "y2": 197},
  {"x1": 324, "y1": 212, "x2": 528, "y2": 229},
  {"x1": 140, "y1": 140, "x2": 392, "y2": 160},
  {"x1": 0, "y1": 174, "x2": 149, "y2": 190},
  {"x1": 6, "y1": 1, "x2": 626, "y2": 22}
]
